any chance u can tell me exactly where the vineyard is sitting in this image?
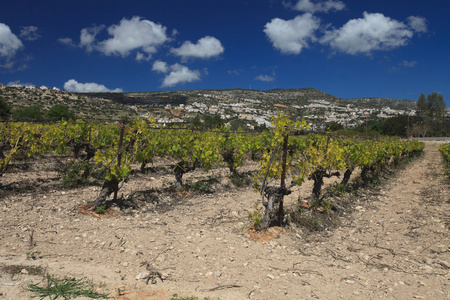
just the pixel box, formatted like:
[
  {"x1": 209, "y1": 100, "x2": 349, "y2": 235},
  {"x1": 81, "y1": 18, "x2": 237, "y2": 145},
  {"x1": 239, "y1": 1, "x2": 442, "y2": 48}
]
[
  {"x1": 1, "y1": 114, "x2": 424, "y2": 223},
  {"x1": 440, "y1": 143, "x2": 450, "y2": 168},
  {"x1": 1, "y1": 115, "x2": 449, "y2": 299}
]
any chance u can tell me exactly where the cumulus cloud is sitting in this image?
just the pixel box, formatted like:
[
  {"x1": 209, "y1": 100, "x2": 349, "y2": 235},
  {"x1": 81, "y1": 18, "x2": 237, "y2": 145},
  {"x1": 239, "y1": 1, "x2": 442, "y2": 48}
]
[
  {"x1": 255, "y1": 74, "x2": 275, "y2": 82},
  {"x1": 171, "y1": 36, "x2": 224, "y2": 60},
  {"x1": 264, "y1": 13, "x2": 320, "y2": 54},
  {"x1": 287, "y1": 0, "x2": 345, "y2": 13},
  {"x1": 407, "y1": 16, "x2": 427, "y2": 33},
  {"x1": 152, "y1": 60, "x2": 169, "y2": 73},
  {"x1": 20, "y1": 26, "x2": 41, "y2": 41},
  {"x1": 0, "y1": 23, "x2": 23, "y2": 59},
  {"x1": 96, "y1": 17, "x2": 169, "y2": 57},
  {"x1": 63, "y1": 79, "x2": 123, "y2": 93},
  {"x1": 136, "y1": 52, "x2": 152, "y2": 61},
  {"x1": 321, "y1": 12, "x2": 426, "y2": 55},
  {"x1": 80, "y1": 25, "x2": 105, "y2": 52},
  {"x1": 159, "y1": 63, "x2": 201, "y2": 88}
]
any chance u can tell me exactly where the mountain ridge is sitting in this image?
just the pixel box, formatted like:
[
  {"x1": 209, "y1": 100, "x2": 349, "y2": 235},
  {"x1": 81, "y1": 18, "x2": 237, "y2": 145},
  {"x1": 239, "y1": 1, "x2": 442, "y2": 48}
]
[{"x1": 83, "y1": 87, "x2": 418, "y2": 111}]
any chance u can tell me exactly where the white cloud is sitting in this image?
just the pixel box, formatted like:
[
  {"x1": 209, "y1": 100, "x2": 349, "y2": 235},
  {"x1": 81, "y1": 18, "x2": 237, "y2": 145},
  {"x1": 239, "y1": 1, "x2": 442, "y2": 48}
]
[
  {"x1": 171, "y1": 36, "x2": 224, "y2": 60},
  {"x1": 20, "y1": 26, "x2": 41, "y2": 41},
  {"x1": 264, "y1": 13, "x2": 320, "y2": 54},
  {"x1": 160, "y1": 63, "x2": 201, "y2": 88},
  {"x1": 0, "y1": 23, "x2": 23, "y2": 59},
  {"x1": 58, "y1": 37, "x2": 76, "y2": 46},
  {"x1": 152, "y1": 60, "x2": 169, "y2": 73},
  {"x1": 95, "y1": 17, "x2": 169, "y2": 58},
  {"x1": 400, "y1": 60, "x2": 417, "y2": 67},
  {"x1": 136, "y1": 52, "x2": 153, "y2": 61},
  {"x1": 63, "y1": 79, "x2": 123, "y2": 93},
  {"x1": 321, "y1": 12, "x2": 425, "y2": 55},
  {"x1": 407, "y1": 16, "x2": 427, "y2": 33},
  {"x1": 80, "y1": 25, "x2": 105, "y2": 52},
  {"x1": 7, "y1": 80, "x2": 33, "y2": 86},
  {"x1": 288, "y1": 0, "x2": 345, "y2": 13},
  {"x1": 255, "y1": 75, "x2": 275, "y2": 82}
]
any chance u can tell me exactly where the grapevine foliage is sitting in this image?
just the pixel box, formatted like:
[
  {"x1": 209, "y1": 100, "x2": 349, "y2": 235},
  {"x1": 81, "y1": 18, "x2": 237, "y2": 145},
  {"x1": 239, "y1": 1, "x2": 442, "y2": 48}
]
[{"x1": 0, "y1": 116, "x2": 425, "y2": 215}]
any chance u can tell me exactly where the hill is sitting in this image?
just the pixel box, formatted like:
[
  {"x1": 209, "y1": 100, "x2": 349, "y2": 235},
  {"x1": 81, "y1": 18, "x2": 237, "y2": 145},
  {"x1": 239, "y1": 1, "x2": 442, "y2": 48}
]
[
  {"x1": 82, "y1": 87, "x2": 418, "y2": 110},
  {"x1": 1, "y1": 86, "x2": 424, "y2": 124},
  {"x1": 0, "y1": 86, "x2": 137, "y2": 120}
]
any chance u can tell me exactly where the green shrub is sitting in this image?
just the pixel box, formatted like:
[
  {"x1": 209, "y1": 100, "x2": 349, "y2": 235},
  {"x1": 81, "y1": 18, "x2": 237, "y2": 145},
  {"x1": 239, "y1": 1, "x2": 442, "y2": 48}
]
[
  {"x1": 13, "y1": 105, "x2": 44, "y2": 120},
  {"x1": 46, "y1": 104, "x2": 75, "y2": 120},
  {"x1": 0, "y1": 98, "x2": 11, "y2": 118}
]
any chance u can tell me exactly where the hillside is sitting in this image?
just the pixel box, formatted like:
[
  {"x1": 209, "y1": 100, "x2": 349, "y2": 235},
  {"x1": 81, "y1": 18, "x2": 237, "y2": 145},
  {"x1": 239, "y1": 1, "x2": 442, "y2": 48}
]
[
  {"x1": 1, "y1": 85, "x2": 430, "y2": 126},
  {"x1": 0, "y1": 86, "x2": 137, "y2": 120},
  {"x1": 82, "y1": 88, "x2": 417, "y2": 110},
  {"x1": 344, "y1": 97, "x2": 418, "y2": 110}
]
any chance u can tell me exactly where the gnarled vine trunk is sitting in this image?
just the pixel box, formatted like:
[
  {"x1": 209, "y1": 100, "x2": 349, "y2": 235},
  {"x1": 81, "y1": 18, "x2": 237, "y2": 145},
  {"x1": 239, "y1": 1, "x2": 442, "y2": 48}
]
[{"x1": 257, "y1": 185, "x2": 292, "y2": 230}]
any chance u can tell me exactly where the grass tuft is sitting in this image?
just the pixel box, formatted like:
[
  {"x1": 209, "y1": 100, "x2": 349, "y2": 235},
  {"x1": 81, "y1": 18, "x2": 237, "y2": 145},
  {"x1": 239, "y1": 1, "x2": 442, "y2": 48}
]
[{"x1": 25, "y1": 273, "x2": 109, "y2": 299}]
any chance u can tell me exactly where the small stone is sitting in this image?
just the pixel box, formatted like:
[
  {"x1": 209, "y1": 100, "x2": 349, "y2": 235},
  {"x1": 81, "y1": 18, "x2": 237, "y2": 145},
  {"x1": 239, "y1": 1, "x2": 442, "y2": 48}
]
[
  {"x1": 267, "y1": 274, "x2": 275, "y2": 280},
  {"x1": 438, "y1": 260, "x2": 450, "y2": 269},
  {"x1": 214, "y1": 271, "x2": 222, "y2": 277},
  {"x1": 345, "y1": 279, "x2": 355, "y2": 284},
  {"x1": 135, "y1": 272, "x2": 149, "y2": 280},
  {"x1": 21, "y1": 268, "x2": 28, "y2": 274},
  {"x1": 122, "y1": 262, "x2": 129, "y2": 267}
]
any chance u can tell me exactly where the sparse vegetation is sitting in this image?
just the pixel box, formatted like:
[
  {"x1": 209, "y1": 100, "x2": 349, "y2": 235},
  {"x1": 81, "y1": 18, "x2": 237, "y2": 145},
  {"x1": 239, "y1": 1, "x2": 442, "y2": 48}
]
[{"x1": 25, "y1": 274, "x2": 109, "y2": 299}]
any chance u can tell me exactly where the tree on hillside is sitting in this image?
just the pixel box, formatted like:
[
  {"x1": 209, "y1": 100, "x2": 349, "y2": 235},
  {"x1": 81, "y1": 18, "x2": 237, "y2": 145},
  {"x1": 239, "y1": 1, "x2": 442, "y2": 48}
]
[
  {"x1": 46, "y1": 104, "x2": 75, "y2": 120},
  {"x1": 416, "y1": 92, "x2": 446, "y2": 122},
  {"x1": 382, "y1": 115, "x2": 408, "y2": 137},
  {"x1": 0, "y1": 98, "x2": 11, "y2": 119},
  {"x1": 415, "y1": 92, "x2": 446, "y2": 136},
  {"x1": 203, "y1": 114, "x2": 224, "y2": 129},
  {"x1": 325, "y1": 121, "x2": 343, "y2": 132}
]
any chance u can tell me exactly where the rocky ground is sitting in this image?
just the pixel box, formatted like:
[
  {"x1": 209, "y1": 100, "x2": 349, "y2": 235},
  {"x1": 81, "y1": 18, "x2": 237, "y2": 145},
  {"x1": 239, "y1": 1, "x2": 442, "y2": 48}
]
[{"x1": 0, "y1": 141, "x2": 449, "y2": 300}]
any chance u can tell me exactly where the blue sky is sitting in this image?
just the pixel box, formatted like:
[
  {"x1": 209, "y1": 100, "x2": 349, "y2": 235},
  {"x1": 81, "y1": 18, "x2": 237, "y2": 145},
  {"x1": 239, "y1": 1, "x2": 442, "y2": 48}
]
[{"x1": 1, "y1": 0, "x2": 449, "y2": 106}]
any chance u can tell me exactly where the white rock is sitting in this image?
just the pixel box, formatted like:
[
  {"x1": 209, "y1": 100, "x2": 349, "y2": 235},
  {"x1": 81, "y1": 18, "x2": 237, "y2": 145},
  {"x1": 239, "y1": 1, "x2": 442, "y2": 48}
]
[
  {"x1": 135, "y1": 272, "x2": 149, "y2": 280},
  {"x1": 267, "y1": 274, "x2": 275, "y2": 280},
  {"x1": 345, "y1": 279, "x2": 355, "y2": 284}
]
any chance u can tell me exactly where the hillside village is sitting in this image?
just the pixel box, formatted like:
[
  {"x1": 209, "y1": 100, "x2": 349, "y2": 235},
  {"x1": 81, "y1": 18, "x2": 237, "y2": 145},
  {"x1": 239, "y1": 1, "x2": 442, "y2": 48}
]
[
  {"x1": 132, "y1": 91, "x2": 440, "y2": 129},
  {"x1": 1, "y1": 84, "x2": 449, "y2": 130},
  {"x1": 153, "y1": 94, "x2": 410, "y2": 128}
]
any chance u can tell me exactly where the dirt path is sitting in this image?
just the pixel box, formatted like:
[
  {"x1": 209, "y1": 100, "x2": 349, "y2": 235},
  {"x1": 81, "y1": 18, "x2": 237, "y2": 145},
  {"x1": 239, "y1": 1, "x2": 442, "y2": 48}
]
[{"x1": 0, "y1": 141, "x2": 449, "y2": 299}]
